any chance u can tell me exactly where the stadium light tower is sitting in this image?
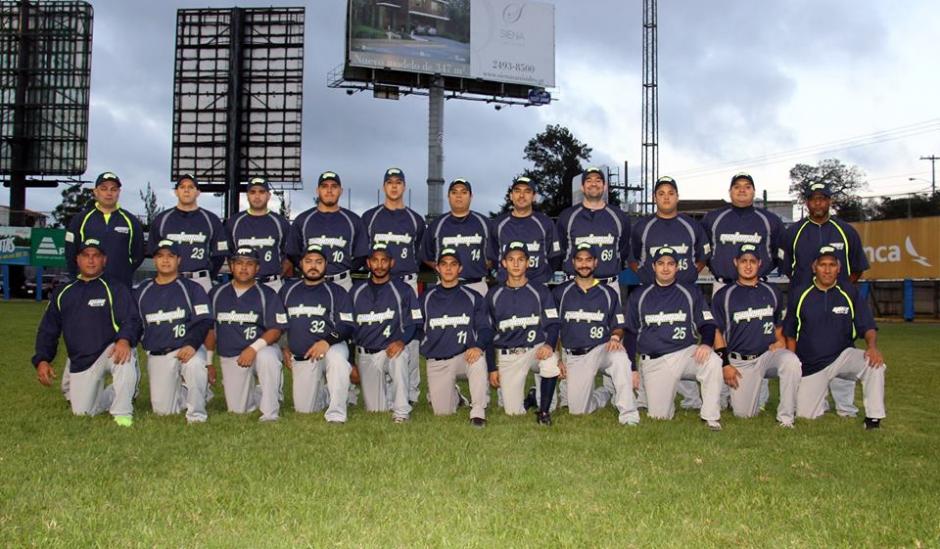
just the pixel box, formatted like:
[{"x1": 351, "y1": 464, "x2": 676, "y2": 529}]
[{"x1": 641, "y1": 0, "x2": 658, "y2": 215}]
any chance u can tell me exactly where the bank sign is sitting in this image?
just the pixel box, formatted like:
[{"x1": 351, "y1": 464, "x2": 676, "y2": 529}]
[{"x1": 851, "y1": 216, "x2": 940, "y2": 280}]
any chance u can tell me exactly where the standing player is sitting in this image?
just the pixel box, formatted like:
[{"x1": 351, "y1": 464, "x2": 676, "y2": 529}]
[
  {"x1": 148, "y1": 174, "x2": 228, "y2": 292},
  {"x1": 711, "y1": 244, "x2": 801, "y2": 427},
  {"x1": 33, "y1": 239, "x2": 140, "y2": 426},
  {"x1": 486, "y1": 241, "x2": 563, "y2": 425},
  {"x1": 624, "y1": 247, "x2": 723, "y2": 430},
  {"x1": 287, "y1": 171, "x2": 369, "y2": 291},
  {"x1": 226, "y1": 177, "x2": 293, "y2": 292},
  {"x1": 422, "y1": 178, "x2": 496, "y2": 297},
  {"x1": 420, "y1": 248, "x2": 492, "y2": 427},
  {"x1": 491, "y1": 176, "x2": 561, "y2": 285},
  {"x1": 206, "y1": 247, "x2": 288, "y2": 422},
  {"x1": 350, "y1": 244, "x2": 422, "y2": 423},
  {"x1": 362, "y1": 167, "x2": 426, "y2": 404},
  {"x1": 280, "y1": 243, "x2": 355, "y2": 423},
  {"x1": 65, "y1": 172, "x2": 145, "y2": 288},
  {"x1": 134, "y1": 240, "x2": 214, "y2": 423},
  {"x1": 554, "y1": 243, "x2": 639, "y2": 425},
  {"x1": 784, "y1": 246, "x2": 886, "y2": 429}
]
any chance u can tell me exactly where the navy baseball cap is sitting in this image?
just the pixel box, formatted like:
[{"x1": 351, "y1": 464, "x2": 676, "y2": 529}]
[
  {"x1": 730, "y1": 172, "x2": 754, "y2": 188},
  {"x1": 231, "y1": 247, "x2": 259, "y2": 262},
  {"x1": 174, "y1": 174, "x2": 199, "y2": 189},
  {"x1": 437, "y1": 247, "x2": 461, "y2": 263},
  {"x1": 654, "y1": 176, "x2": 678, "y2": 192},
  {"x1": 573, "y1": 242, "x2": 597, "y2": 258},
  {"x1": 512, "y1": 176, "x2": 537, "y2": 193},
  {"x1": 815, "y1": 245, "x2": 839, "y2": 261},
  {"x1": 154, "y1": 239, "x2": 181, "y2": 256},
  {"x1": 384, "y1": 168, "x2": 406, "y2": 183},
  {"x1": 303, "y1": 243, "x2": 327, "y2": 260},
  {"x1": 735, "y1": 243, "x2": 760, "y2": 260},
  {"x1": 502, "y1": 241, "x2": 529, "y2": 259},
  {"x1": 77, "y1": 238, "x2": 105, "y2": 253},
  {"x1": 582, "y1": 167, "x2": 605, "y2": 183},
  {"x1": 805, "y1": 182, "x2": 832, "y2": 199},
  {"x1": 95, "y1": 172, "x2": 121, "y2": 188},
  {"x1": 652, "y1": 246, "x2": 678, "y2": 262},
  {"x1": 448, "y1": 178, "x2": 472, "y2": 193},
  {"x1": 247, "y1": 177, "x2": 270, "y2": 191},
  {"x1": 318, "y1": 171, "x2": 341, "y2": 186}
]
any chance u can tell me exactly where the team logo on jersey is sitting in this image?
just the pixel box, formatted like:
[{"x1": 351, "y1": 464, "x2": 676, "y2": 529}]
[
  {"x1": 339, "y1": 313, "x2": 353, "y2": 322},
  {"x1": 428, "y1": 314, "x2": 471, "y2": 329},
  {"x1": 563, "y1": 309, "x2": 605, "y2": 323},
  {"x1": 832, "y1": 306, "x2": 850, "y2": 315},
  {"x1": 644, "y1": 310, "x2": 687, "y2": 326},
  {"x1": 87, "y1": 298, "x2": 106, "y2": 307},
  {"x1": 168, "y1": 231, "x2": 207, "y2": 244},
  {"x1": 574, "y1": 234, "x2": 615, "y2": 247},
  {"x1": 307, "y1": 235, "x2": 348, "y2": 248},
  {"x1": 238, "y1": 236, "x2": 277, "y2": 248},
  {"x1": 411, "y1": 308, "x2": 423, "y2": 320},
  {"x1": 145, "y1": 307, "x2": 187, "y2": 325},
  {"x1": 374, "y1": 232, "x2": 413, "y2": 245},
  {"x1": 114, "y1": 226, "x2": 130, "y2": 234},
  {"x1": 650, "y1": 244, "x2": 689, "y2": 255},
  {"x1": 217, "y1": 310, "x2": 260, "y2": 324},
  {"x1": 288, "y1": 304, "x2": 327, "y2": 318},
  {"x1": 719, "y1": 232, "x2": 762, "y2": 245},
  {"x1": 275, "y1": 313, "x2": 287, "y2": 324},
  {"x1": 357, "y1": 308, "x2": 396, "y2": 325},
  {"x1": 732, "y1": 305, "x2": 774, "y2": 323},
  {"x1": 441, "y1": 234, "x2": 482, "y2": 247},
  {"x1": 702, "y1": 310, "x2": 714, "y2": 321},
  {"x1": 497, "y1": 314, "x2": 540, "y2": 331}
]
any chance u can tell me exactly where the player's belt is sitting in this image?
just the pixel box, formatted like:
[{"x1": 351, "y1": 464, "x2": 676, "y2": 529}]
[
  {"x1": 149, "y1": 348, "x2": 175, "y2": 356},
  {"x1": 639, "y1": 353, "x2": 665, "y2": 361},
  {"x1": 730, "y1": 352, "x2": 761, "y2": 361},
  {"x1": 497, "y1": 347, "x2": 529, "y2": 355},
  {"x1": 258, "y1": 274, "x2": 281, "y2": 283},
  {"x1": 400, "y1": 273, "x2": 418, "y2": 283},
  {"x1": 598, "y1": 276, "x2": 618, "y2": 284},
  {"x1": 461, "y1": 277, "x2": 483, "y2": 283},
  {"x1": 182, "y1": 270, "x2": 210, "y2": 279},
  {"x1": 564, "y1": 347, "x2": 593, "y2": 356},
  {"x1": 356, "y1": 345, "x2": 384, "y2": 355},
  {"x1": 326, "y1": 271, "x2": 350, "y2": 282}
]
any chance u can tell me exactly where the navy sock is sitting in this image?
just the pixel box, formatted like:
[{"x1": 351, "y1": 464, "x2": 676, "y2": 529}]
[{"x1": 539, "y1": 376, "x2": 558, "y2": 414}]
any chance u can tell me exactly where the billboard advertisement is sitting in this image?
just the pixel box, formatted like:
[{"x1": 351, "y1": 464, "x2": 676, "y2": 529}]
[
  {"x1": 30, "y1": 228, "x2": 67, "y2": 267},
  {"x1": 851, "y1": 216, "x2": 940, "y2": 280},
  {"x1": 0, "y1": 226, "x2": 32, "y2": 265},
  {"x1": 347, "y1": 0, "x2": 554, "y2": 87}
]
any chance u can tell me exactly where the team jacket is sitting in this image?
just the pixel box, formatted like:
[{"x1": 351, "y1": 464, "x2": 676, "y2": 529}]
[
  {"x1": 32, "y1": 276, "x2": 140, "y2": 373},
  {"x1": 702, "y1": 205, "x2": 783, "y2": 281},
  {"x1": 279, "y1": 279, "x2": 355, "y2": 357},
  {"x1": 711, "y1": 281, "x2": 783, "y2": 356},
  {"x1": 134, "y1": 277, "x2": 213, "y2": 353},
  {"x1": 491, "y1": 211, "x2": 561, "y2": 285},
  {"x1": 421, "y1": 211, "x2": 496, "y2": 280},
  {"x1": 780, "y1": 216, "x2": 869, "y2": 288},
  {"x1": 362, "y1": 205, "x2": 426, "y2": 277},
  {"x1": 485, "y1": 282, "x2": 560, "y2": 352},
  {"x1": 286, "y1": 207, "x2": 369, "y2": 276},
  {"x1": 209, "y1": 282, "x2": 288, "y2": 357},
  {"x1": 783, "y1": 280, "x2": 876, "y2": 376},
  {"x1": 65, "y1": 204, "x2": 145, "y2": 288},
  {"x1": 148, "y1": 207, "x2": 228, "y2": 275},
  {"x1": 556, "y1": 204, "x2": 632, "y2": 279},
  {"x1": 419, "y1": 284, "x2": 493, "y2": 360},
  {"x1": 350, "y1": 279, "x2": 422, "y2": 351},
  {"x1": 630, "y1": 213, "x2": 710, "y2": 286},
  {"x1": 225, "y1": 210, "x2": 292, "y2": 277},
  {"x1": 553, "y1": 279, "x2": 625, "y2": 350},
  {"x1": 624, "y1": 281, "x2": 715, "y2": 356}
]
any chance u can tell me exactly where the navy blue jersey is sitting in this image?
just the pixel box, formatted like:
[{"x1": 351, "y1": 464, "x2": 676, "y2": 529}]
[
  {"x1": 491, "y1": 211, "x2": 561, "y2": 285},
  {"x1": 421, "y1": 211, "x2": 496, "y2": 280},
  {"x1": 630, "y1": 214, "x2": 710, "y2": 285},
  {"x1": 286, "y1": 207, "x2": 369, "y2": 276},
  {"x1": 350, "y1": 279, "x2": 422, "y2": 350},
  {"x1": 553, "y1": 280, "x2": 625, "y2": 350},
  {"x1": 711, "y1": 281, "x2": 783, "y2": 356},
  {"x1": 362, "y1": 205, "x2": 426, "y2": 277},
  {"x1": 279, "y1": 279, "x2": 355, "y2": 357},
  {"x1": 702, "y1": 205, "x2": 783, "y2": 281},
  {"x1": 225, "y1": 210, "x2": 292, "y2": 277},
  {"x1": 624, "y1": 282, "x2": 715, "y2": 356},
  {"x1": 209, "y1": 282, "x2": 288, "y2": 357},
  {"x1": 486, "y1": 282, "x2": 560, "y2": 349},
  {"x1": 556, "y1": 204, "x2": 632, "y2": 278},
  {"x1": 148, "y1": 207, "x2": 228, "y2": 274},
  {"x1": 783, "y1": 281, "x2": 876, "y2": 376},
  {"x1": 134, "y1": 277, "x2": 212, "y2": 352},
  {"x1": 419, "y1": 284, "x2": 492, "y2": 359},
  {"x1": 780, "y1": 216, "x2": 869, "y2": 288},
  {"x1": 65, "y1": 205, "x2": 145, "y2": 288},
  {"x1": 33, "y1": 276, "x2": 141, "y2": 373}
]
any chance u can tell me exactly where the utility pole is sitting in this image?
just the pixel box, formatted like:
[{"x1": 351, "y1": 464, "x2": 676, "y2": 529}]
[{"x1": 920, "y1": 155, "x2": 938, "y2": 195}]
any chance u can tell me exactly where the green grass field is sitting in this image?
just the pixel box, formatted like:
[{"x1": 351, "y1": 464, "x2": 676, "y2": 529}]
[{"x1": 1, "y1": 300, "x2": 938, "y2": 547}]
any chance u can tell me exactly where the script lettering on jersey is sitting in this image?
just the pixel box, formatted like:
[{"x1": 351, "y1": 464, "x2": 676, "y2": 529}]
[
  {"x1": 307, "y1": 235, "x2": 348, "y2": 248},
  {"x1": 357, "y1": 308, "x2": 396, "y2": 325},
  {"x1": 87, "y1": 298, "x2": 106, "y2": 307},
  {"x1": 145, "y1": 307, "x2": 187, "y2": 325},
  {"x1": 497, "y1": 314, "x2": 540, "y2": 331},
  {"x1": 650, "y1": 244, "x2": 690, "y2": 255},
  {"x1": 373, "y1": 232, "x2": 413, "y2": 245},
  {"x1": 732, "y1": 305, "x2": 774, "y2": 324},
  {"x1": 288, "y1": 304, "x2": 327, "y2": 318},
  {"x1": 441, "y1": 234, "x2": 482, "y2": 247},
  {"x1": 644, "y1": 310, "x2": 688, "y2": 326},
  {"x1": 428, "y1": 314, "x2": 471, "y2": 330},
  {"x1": 718, "y1": 232, "x2": 762, "y2": 245},
  {"x1": 237, "y1": 236, "x2": 276, "y2": 248},
  {"x1": 831, "y1": 306, "x2": 850, "y2": 315},
  {"x1": 574, "y1": 234, "x2": 615, "y2": 246},
  {"x1": 564, "y1": 309, "x2": 605, "y2": 323},
  {"x1": 167, "y1": 231, "x2": 208, "y2": 244},
  {"x1": 217, "y1": 310, "x2": 260, "y2": 324}
]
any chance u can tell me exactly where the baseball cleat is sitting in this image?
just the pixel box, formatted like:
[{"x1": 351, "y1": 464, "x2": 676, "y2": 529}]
[
  {"x1": 864, "y1": 417, "x2": 881, "y2": 430},
  {"x1": 523, "y1": 387, "x2": 537, "y2": 410},
  {"x1": 536, "y1": 411, "x2": 552, "y2": 426},
  {"x1": 113, "y1": 415, "x2": 133, "y2": 427},
  {"x1": 393, "y1": 416, "x2": 410, "y2": 424},
  {"x1": 778, "y1": 421, "x2": 795, "y2": 429},
  {"x1": 469, "y1": 417, "x2": 486, "y2": 428},
  {"x1": 704, "y1": 419, "x2": 722, "y2": 431}
]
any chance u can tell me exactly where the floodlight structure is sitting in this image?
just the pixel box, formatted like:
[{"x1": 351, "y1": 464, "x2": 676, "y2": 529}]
[
  {"x1": 641, "y1": 0, "x2": 658, "y2": 215},
  {"x1": 0, "y1": 0, "x2": 93, "y2": 225},
  {"x1": 171, "y1": 7, "x2": 304, "y2": 218}
]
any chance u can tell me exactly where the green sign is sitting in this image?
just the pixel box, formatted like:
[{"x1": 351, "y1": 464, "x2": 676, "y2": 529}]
[
  {"x1": 31, "y1": 228, "x2": 67, "y2": 267},
  {"x1": 0, "y1": 226, "x2": 32, "y2": 265}
]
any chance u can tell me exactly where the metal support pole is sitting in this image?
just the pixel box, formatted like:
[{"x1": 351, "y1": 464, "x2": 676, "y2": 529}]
[
  {"x1": 9, "y1": 0, "x2": 31, "y2": 228},
  {"x1": 224, "y1": 7, "x2": 246, "y2": 218},
  {"x1": 427, "y1": 75, "x2": 445, "y2": 218}
]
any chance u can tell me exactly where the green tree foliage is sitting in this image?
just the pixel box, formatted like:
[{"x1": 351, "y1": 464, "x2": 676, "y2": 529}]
[
  {"x1": 788, "y1": 158, "x2": 867, "y2": 217},
  {"x1": 51, "y1": 184, "x2": 95, "y2": 228},
  {"x1": 138, "y1": 181, "x2": 162, "y2": 231}
]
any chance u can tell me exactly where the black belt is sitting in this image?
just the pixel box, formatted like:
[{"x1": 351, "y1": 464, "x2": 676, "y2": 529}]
[
  {"x1": 565, "y1": 347, "x2": 593, "y2": 356},
  {"x1": 429, "y1": 351, "x2": 462, "y2": 361},
  {"x1": 461, "y1": 277, "x2": 483, "y2": 283},
  {"x1": 259, "y1": 274, "x2": 281, "y2": 283},
  {"x1": 356, "y1": 346, "x2": 384, "y2": 354},
  {"x1": 598, "y1": 276, "x2": 618, "y2": 284},
  {"x1": 149, "y1": 348, "x2": 175, "y2": 356},
  {"x1": 181, "y1": 270, "x2": 210, "y2": 279},
  {"x1": 326, "y1": 271, "x2": 351, "y2": 281},
  {"x1": 640, "y1": 352, "x2": 665, "y2": 361},
  {"x1": 731, "y1": 352, "x2": 762, "y2": 361}
]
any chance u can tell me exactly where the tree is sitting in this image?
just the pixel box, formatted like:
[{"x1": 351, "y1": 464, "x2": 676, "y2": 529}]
[
  {"x1": 51, "y1": 184, "x2": 95, "y2": 228},
  {"x1": 868, "y1": 192, "x2": 940, "y2": 220},
  {"x1": 273, "y1": 189, "x2": 291, "y2": 219},
  {"x1": 138, "y1": 181, "x2": 162, "y2": 231},
  {"x1": 788, "y1": 158, "x2": 867, "y2": 216}
]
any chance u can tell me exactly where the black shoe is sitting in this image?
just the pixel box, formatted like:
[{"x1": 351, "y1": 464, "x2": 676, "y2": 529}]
[
  {"x1": 537, "y1": 411, "x2": 552, "y2": 426},
  {"x1": 864, "y1": 417, "x2": 881, "y2": 430},
  {"x1": 470, "y1": 417, "x2": 486, "y2": 428},
  {"x1": 523, "y1": 387, "x2": 537, "y2": 410}
]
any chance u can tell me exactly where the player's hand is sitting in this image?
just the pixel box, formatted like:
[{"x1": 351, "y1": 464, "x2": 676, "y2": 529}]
[
  {"x1": 606, "y1": 338, "x2": 624, "y2": 353},
  {"x1": 535, "y1": 344, "x2": 553, "y2": 361},
  {"x1": 282, "y1": 348, "x2": 293, "y2": 370},
  {"x1": 350, "y1": 364, "x2": 361, "y2": 385},
  {"x1": 489, "y1": 371, "x2": 500, "y2": 388},
  {"x1": 463, "y1": 346, "x2": 483, "y2": 364},
  {"x1": 865, "y1": 346, "x2": 885, "y2": 368},
  {"x1": 768, "y1": 340, "x2": 785, "y2": 352},
  {"x1": 632, "y1": 371, "x2": 641, "y2": 390},
  {"x1": 723, "y1": 365, "x2": 742, "y2": 389},
  {"x1": 305, "y1": 340, "x2": 330, "y2": 362},
  {"x1": 176, "y1": 345, "x2": 197, "y2": 363},
  {"x1": 37, "y1": 361, "x2": 56, "y2": 386},
  {"x1": 109, "y1": 339, "x2": 132, "y2": 364},
  {"x1": 237, "y1": 347, "x2": 257, "y2": 367},
  {"x1": 557, "y1": 361, "x2": 567, "y2": 380},
  {"x1": 386, "y1": 340, "x2": 405, "y2": 359},
  {"x1": 207, "y1": 364, "x2": 217, "y2": 385},
  {"x1": 693, "y1": 344, "x2": 713, "y2": 365}
]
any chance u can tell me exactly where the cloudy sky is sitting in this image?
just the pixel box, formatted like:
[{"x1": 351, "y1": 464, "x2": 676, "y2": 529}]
[{"x1": 6, "y1": 0, "x2": 939, "y2": 219}]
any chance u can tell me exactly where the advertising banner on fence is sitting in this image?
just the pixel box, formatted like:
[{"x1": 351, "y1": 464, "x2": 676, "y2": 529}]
[
  {"x1": 0, "y1": 226, "x2": 32, "y2": 265},
  {"x1": 851, "y1": 216, "x2": 940, "y2": 280},
  {"x1": 30, "y1": 228, "x2": 67, "y2": 267}
]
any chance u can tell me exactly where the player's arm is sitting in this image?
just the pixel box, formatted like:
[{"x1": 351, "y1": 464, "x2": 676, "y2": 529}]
[
  {"x1": 130, "y1": 214, "x2": 146, "y2": 271},
  {"x1": 110, "y1": 285, "x2": 141, "y2": 364},
  {"x1": 693, "y1": 291, "x2": 717, "y2": 364},
  {"x1": 628, "y1": 221, "x2": 642, "y2": 273},
  {"x1": 714, "y1": 329, "x2": 739, "y2": 388},
  {"x1": 693, "y1": 219, "x2": 710, "y2": 272},
  {"x1": 64, "y1": 216, "x2": 80, "y2": 278},
  {"x1": 782, "y1": 297, "x2": 798, "y2": 352},
  {"x1": 32, "y1": 297, "x2": 64, "y2": 386}
]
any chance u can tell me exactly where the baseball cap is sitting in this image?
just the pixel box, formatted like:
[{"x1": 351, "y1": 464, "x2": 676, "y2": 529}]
[
  {"x1": 502, "y1": 241, "x2": 529, "y2": 259},
  {"x1": 512, "y1": 176, "x2": 537, "y2": 193},
  {"x1": 174, "y1": 174, "x2": 199, "y2": 189},
  {"x1": 77, "y1": 238, "x2": 105, "y2": 253},
  {"x1": 804, "y1": 182, "x2": 832, "y2": 199},
  {"x1": 735, "y1": 243, "x2": 760, "y2": 259},
  {"x1": 231, "y1": 247, "x2": 259, "y2": 262},
  {"x1": 95, "y1": 172, "x2": 121, "y2": 188},
  {"x1": 318, "y1": 171, "x2": 341, "y2": 186},
  {"x1": 247, "y1": 177, "x2": 270, "y2": 191},
  {"x1": 730, "y1": 172, "x2": 754, "y2": 188},
  {"x1": 582, "y1": 167, "x2": 606, "y2": 183},
  {"x1": 654, "y1": 176, "x2": 678, "y2": 192},
  {"x1": 652, "y1": 246, "x2": 678, "y2": 262},
  {"x1": 573, "y1": 242, "x2": 597, "y2": 258},
  {"x1": 448, "y1": 178, "x2": 472, "y2": 193},
  {"x1": 153, "y1": 239, "x2": 180, "y2": 256},
  {"x1": 437, "y1": 247, "x2": 461, "y2": 263},
  {"x1": 815, "y1": 245, "x2": 839, "y2": 261},
  {"x1": 303, "y1": 243, "x2": 327, "y2": 260},
  {"x1": 384, "y1": 168, "x2": 406, "y2": 183}
]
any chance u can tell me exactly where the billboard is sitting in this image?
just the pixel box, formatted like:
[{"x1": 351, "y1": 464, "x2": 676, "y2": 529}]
[
  {"x1": 347, "y1": 0, "x2": 554, "y2": 88},
  {"x1": 851, "y1": 216, "x2": 940, "y2": 280},
  {"x1": 30, "y1": 228, "x2": 66, "y2": 267},
  {"x1": 0, "y1": 226, "x2": 31, "y2": 265}
]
